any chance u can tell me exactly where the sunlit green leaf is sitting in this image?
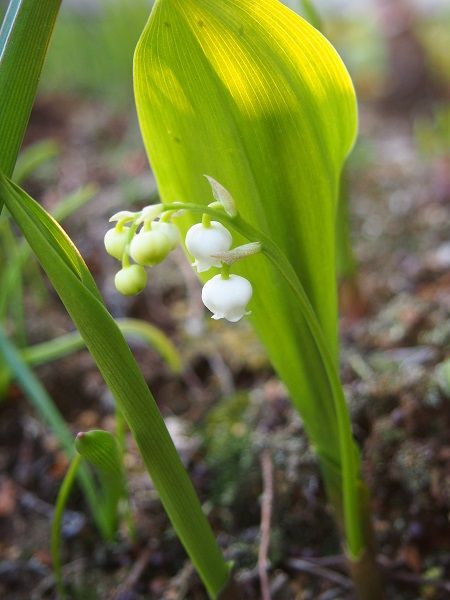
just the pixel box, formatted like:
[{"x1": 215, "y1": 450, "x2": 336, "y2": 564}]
[
  {"x1": 0, "y1": 0, "x2": 61, "y2": 178},
  {"x1": 134, "y1": 0, "x2": 357, "y2": 487}
]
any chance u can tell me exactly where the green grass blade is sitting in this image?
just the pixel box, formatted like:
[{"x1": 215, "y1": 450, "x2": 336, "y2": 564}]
[
  {"x1": 0, "y1": 184, "x2": 98, "y2": 325},
  {"x1": 0, "y1": 172, "x2": 230, "y2": 599},
  {"x1": 0, "y1": 325, "x2": 110, "y2": 538},
  {"x1": 297, "y1": 0, "x2": 323, "y2": 31},
  {"x1": 0, "y1": 0, "x2": 62, "y2": 177},
  {"x1": 115, "y1": 318, "x2": 182, "y2": 373},
  {"x1": 76, "y1": 430, "x2": 123, "y2": 478},
  {"x1": 0, "y1": 325, "x2": 74, "y2": 450},
  {"x1": 336, "y1": 174, "x2": 357, "y2": 279},
  {"x1": 76, "y1": 430, "x2": 126, "y2": 538},
  {"x1": 51, "y1": 184, "x2": 98, "y2": 222},
  {"x1": 21, "y1": 318, "x2": 182, "y2": 373},
  {"x1": 51, "y1": 453, "x2": 82, "y2": 600},
  {"x1": 12, "y1": 139, "x2": 59, "y2": 185}
]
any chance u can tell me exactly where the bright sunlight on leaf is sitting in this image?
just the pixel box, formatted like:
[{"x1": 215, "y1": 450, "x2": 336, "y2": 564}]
[{"x1": 134, "y1": 0, "x2": 357, "y2": 510}]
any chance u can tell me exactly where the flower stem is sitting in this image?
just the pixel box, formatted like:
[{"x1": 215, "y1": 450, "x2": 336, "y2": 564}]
[
  {"x1": 51, "y1": 453, "x2": 82, "y2": 600},
  {"x1": 122, "y1": 221, "x2": 140, "y2": 268},
  {"x1": 162, "y1": 201, "x2": 365, "y2": 556},
  {"x1": 202, "y1": 212, "x2": 212, "y2": 227},
  {"x1": 220, "y1": 264, "x2": 230, "y2": 279}
]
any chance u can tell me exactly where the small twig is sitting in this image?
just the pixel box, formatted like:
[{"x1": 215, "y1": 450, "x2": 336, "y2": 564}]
[
  {"x1": 287, "y1": 558, "x2": 353, "y2": 590},
  {"x1": 208, "y1": 351, "x2": 235, "y2": 397},
  {"x1": 114, "y1": 544, "x2": 153, "y2": 599},
  {"x1": 378, "y1": 556, "x2": 450, "y2": 592},
  {"x1": 258, "y1": 449, "x2": 274, "y2": 600},
  {"x1": 317, "y1": 588, "x2": 348, "y2": 600},
  {"x1": 301, "y1": 555, "x2": 347, "y2": 569}
]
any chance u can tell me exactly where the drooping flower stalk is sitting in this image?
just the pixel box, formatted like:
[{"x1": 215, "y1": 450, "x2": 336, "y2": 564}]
[{"x1": 104, "y1": 184, "x2": 258, "y2": 323}]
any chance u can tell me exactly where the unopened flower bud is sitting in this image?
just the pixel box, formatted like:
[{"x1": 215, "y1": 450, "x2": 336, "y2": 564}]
[
  {"x1": 152, "y1": 221, "x2": 179, "y2": 250},
  {"x1": 185, "y1": 221, "x2": 232, "y2": 272},
  {"x1": 129, "y1": 230, "x2": 172, "y2": 266},
  {"x1": 114, "y1": 265, "x2": 147, "y2": 296},
  {"x1": 201, "y1": 274, "x2": 252, "y2": 322},
  {"x1": 104, "y1": 227, "x2": 129, "y2": 260}
]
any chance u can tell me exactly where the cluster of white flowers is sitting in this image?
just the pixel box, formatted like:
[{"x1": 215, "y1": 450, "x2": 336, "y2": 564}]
[
  {"x1": 104, "y1": 205, "x2": 179, "y2": 297},
  {"x1": 104, "y1": 179, "x2": 258, "y2": 322}
]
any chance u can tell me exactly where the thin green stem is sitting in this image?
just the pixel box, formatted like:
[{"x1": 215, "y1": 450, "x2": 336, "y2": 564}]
[
  {"x1": 0, "y1": 325, "x2": 110, "y2": 540},
  {"x1": 202, "y1": 212, "x2": 212, "y2": 227},
  {"x1": 122, "y1": 221, "x2": 140, "y2": 268},
  {"x1": 163, "y1": 201, "x2": 364, "y2": 557},
  {"x1": 51, "y1": 453, "x2": 82, "y2": 600},
  {"x1": 114, "y1": 408, "x2": 136, "y2": 540},
  {"x1": 1, "y1": 176, "x2": 231, "y2": 599},
  {"x1": 220, "y1": 264, "x2": 230, "y2": 279},
  {"x1": 0, "y1": 0, "x2": 62, "y2": 178}
]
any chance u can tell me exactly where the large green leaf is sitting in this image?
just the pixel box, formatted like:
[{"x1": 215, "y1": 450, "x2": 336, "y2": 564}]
[
  {"x1": 0, "y1": 0, "x2": 61, "y2": 177},
  {"x1": 0, "y1": 172, "x2": 229, "y2": 598},
  {"x1": 134, "y1": 0, "x2": 357, "y2": 481}
]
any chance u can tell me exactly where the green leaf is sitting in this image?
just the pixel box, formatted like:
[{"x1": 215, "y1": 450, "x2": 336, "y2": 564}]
[
  {"x1": 76, "y1": 430, "x2": 126, "y2": 539},
  {"x1": 51, "y1": 453, "x2": 81, "y2": 600},
  {"x1": 0, "y1": 0, "x2": 61, "y2": 177},
  {"x1": 0, "y1": 184, "x2": 98, "y2": 336},
  {"x1": 134, "y1": 0, "x2": 356, "y2": 473},
  {"x1": 21, "y1": 318, "x2": 182, "y2": 374},
  {"x1": 76, "y1": 430, "x2": 123, "y2": 477},
  {"x1": 0, "y1": 326, "x2": 110, "y2": 538},
  {"x1": 50, "y1": 184, "x2": 98, "y2": 222},
  {"x1": 296, "y1": 0, "x2": 323, "y2": 31},
  {"x1": 0, "y1": 324, "x2": 76, "y2": 452},
  {"x1": 134, "y1": 0, "x2": 366, "y2": 556},
  {"x1": 0, "y1": 172, "x2": 229, "y2": 599},
  {"x1": 12, "y1": 138, "x2": 59, "y2": 185}
]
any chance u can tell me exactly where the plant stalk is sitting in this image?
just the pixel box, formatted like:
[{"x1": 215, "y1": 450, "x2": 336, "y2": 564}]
[{"x1": 162, "y1": 201, "x2": 385, "y2": 597}]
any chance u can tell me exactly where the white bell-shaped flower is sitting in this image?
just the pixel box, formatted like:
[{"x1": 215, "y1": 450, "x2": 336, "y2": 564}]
[
  {"x1": 201, "y1": 274, "x2": 252, "y2": 322},
  {"x1": 104, "y1": 227, "x2": 129, "y2": 260},
  {"x1": 151, "y1": 220, "x2": 179, "y2": 250},
  {"x1": 185, "y1": 221, "x2": 232, "y2": 272}
]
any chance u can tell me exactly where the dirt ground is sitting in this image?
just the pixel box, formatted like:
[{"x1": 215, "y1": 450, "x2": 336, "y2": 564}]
[{"x1": 0, "y1": 90, "x2": 449, "y2": 600}]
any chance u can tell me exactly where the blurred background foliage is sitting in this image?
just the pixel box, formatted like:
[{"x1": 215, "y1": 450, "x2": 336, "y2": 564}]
[{"x1": 36, "y1": 1, "x2": 450, "y2": 105}]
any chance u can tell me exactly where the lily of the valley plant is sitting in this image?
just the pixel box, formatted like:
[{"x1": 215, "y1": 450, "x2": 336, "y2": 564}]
[
  {"x1": 130, "y1": 0, "x2": 385, "y2": 598},
  {"x1": 0, "y1": 0, "x2": 386, "y2": 598}
]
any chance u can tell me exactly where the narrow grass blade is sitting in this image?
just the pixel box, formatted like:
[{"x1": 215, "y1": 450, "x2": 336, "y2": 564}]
[
  {"x1": 21, "y1": 318, "x2": 182, "y2": 374},
  {"x1": 51, "y1": 453, "x2": 81, "y2": 600},
  {"x1": 12, "y1": 139, "x2": 59, "y2": 185},
  {"x1": 0, "y1": 326, "x2": 110, "y2": 537},
  {"x1": 297, "y1": 0, "x2": 323, "y2": 31},
  {"x1": 0, "y1": 0, "x2": 62, "y2": 178},
  {"x1": 0, "y1": 172, "x2": 230, "y2": 599},
  {"x1": 51, "y1": 184, "x2": 98, "y2": 222},
  {"x1": 76, "y1": 430, "x2": 126, "y2": 538}
]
